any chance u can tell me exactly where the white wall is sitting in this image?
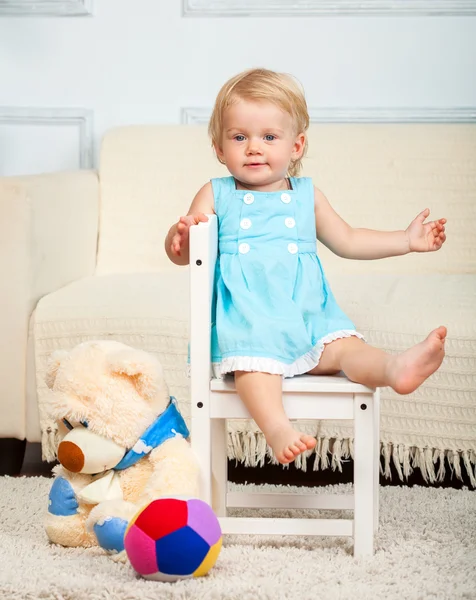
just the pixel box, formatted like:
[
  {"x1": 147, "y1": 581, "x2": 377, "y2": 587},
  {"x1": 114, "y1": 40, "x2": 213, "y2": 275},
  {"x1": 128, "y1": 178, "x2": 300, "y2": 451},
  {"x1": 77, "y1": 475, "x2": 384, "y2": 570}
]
[{"x1": 0, "y1": 0, "x2": 475, "y2": 176}]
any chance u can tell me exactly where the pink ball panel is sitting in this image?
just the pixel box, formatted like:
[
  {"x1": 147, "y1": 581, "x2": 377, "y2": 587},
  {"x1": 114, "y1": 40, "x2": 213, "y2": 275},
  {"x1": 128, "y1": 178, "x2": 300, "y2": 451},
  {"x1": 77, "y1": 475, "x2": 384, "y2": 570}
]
[{"x1": 124, "y1": 524, "x2": 158, "y2": 576}]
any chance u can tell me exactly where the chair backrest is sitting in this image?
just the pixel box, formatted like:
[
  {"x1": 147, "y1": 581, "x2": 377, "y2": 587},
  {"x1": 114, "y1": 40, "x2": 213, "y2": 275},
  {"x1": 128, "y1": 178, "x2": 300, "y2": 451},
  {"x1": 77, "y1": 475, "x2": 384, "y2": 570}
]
[
  {"x1": 95, "y1": 124, "x2": 475, "y2": 276},
  {"x1": 189, "y1": 215, "x2": 218, "y2": 396}
]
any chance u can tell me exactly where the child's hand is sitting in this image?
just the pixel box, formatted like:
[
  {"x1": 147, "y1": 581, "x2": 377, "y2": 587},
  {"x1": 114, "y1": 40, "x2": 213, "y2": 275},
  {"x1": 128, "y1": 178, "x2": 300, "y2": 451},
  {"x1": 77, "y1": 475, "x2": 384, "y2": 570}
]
[
  {"x1": 405, "y1": 209, "x2": 447, "y2": 253},
  {"x1": 170, "y1": 213, "x2": 209, "y2": 256}
]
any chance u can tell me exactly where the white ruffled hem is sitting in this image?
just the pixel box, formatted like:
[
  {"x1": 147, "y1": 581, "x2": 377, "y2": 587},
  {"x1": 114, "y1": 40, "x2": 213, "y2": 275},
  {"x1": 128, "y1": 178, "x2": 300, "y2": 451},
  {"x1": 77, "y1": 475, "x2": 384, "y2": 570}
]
[{"x1": 211, "y1": 329, "x2": 365, "y2": 379}]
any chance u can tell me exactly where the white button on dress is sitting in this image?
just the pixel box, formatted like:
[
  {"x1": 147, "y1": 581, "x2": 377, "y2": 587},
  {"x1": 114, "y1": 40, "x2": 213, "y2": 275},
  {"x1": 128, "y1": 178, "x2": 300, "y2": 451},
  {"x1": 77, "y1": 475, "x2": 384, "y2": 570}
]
[
  {"x1": 285, "y1": 217, "x2": 296, "y2": 228},
  {"x1": 243, "y1": 193, "x2": 254, "y2": 205},
  {"x1": 287, "y1": 243, "x2": 298, "y2": 254},
  {"x1": 281, "y1": 193, "x2": 291, "y2": 204},
  {"x1": 240, "y1": 218, "x2": 252, "y2": 230},
  {"x1": 239, "y1": 243, "x2": 250, "y2": 254}
]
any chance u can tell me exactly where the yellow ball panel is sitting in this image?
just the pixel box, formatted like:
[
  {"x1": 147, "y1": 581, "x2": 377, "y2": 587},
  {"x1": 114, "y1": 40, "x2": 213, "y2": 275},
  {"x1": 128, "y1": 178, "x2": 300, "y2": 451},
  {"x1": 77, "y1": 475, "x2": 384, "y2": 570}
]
[
  {"x1": 193, "y1": 538, "x2": 222, "y2": 577},
  {"x1": 125, "y1": 505, "x2": 145, "y2": 536}
]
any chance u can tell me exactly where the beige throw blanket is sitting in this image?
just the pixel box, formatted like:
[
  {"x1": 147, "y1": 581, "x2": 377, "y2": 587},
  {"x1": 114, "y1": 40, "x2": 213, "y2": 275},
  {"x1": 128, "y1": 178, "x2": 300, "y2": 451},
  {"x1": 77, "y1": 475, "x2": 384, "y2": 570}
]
[{"x1": 34, "y1": 272, "x2": 476, "y2": 487}]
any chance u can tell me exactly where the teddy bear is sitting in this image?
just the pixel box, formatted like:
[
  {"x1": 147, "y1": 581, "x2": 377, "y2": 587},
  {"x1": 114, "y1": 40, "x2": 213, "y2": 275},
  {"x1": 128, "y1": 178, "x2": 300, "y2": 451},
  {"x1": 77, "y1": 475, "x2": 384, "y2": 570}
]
[{"x1": 44, "y1": 340, "x2": 200, "y2": 557}]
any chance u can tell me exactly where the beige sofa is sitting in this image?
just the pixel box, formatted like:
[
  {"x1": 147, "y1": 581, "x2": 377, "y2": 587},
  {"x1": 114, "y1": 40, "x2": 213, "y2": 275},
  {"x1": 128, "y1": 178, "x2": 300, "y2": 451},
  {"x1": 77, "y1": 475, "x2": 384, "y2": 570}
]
[{"x1": 1, "y1": 124, "x2": 475, "y2": 485}]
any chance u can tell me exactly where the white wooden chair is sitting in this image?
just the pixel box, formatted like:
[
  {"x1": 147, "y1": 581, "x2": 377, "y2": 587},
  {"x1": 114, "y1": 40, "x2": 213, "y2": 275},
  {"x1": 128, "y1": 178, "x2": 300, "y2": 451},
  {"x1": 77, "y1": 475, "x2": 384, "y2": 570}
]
[{"x1": 189, "y1": 215, "x2": 380, "y2": 557}]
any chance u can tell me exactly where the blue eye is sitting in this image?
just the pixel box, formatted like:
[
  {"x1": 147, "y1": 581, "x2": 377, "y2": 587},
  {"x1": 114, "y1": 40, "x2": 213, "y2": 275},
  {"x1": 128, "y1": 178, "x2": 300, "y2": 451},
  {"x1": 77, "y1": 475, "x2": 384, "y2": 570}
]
[
  {"x1": 234, "y1": 135, "x2": 245, "y2": 142},
  {"x1": 80, "y1": 420, "x2": 88, "y2": 428},
  {"x1": 264, "y1": 134, "x2": 276, "y2": 141}
]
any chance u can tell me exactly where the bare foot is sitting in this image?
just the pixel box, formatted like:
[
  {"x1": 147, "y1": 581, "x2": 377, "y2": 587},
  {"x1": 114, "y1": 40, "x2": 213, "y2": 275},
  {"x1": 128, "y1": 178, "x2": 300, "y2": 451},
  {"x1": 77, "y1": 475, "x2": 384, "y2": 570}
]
[
  {"x1": 387, "y1": 326, "x2": 447, "y2": 395},
  {"x1": 265, "y1": 424, "x2": 317, "y2": 465}
]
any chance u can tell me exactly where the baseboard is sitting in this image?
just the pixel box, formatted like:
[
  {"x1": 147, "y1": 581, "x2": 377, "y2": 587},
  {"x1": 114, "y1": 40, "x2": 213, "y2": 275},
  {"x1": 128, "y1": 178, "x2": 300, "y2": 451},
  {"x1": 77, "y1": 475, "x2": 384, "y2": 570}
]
[{"x1": 228, "y1": 456, "x2": 475, "y2": 490}]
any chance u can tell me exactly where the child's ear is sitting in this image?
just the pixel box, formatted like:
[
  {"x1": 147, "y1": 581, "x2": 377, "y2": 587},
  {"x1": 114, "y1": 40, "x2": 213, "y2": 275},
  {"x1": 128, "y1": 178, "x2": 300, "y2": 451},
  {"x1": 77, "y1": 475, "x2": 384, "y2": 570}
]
[
  {"x1": 214, "y1": 142, "x2": 226, "y2": 165},
  {"x1": 292, "y1": 133, "x2": 306, "y2": 159}
]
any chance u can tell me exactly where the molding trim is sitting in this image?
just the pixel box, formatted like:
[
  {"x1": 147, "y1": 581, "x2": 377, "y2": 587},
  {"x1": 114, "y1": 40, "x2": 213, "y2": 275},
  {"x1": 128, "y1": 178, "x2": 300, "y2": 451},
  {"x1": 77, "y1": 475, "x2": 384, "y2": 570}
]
[
  {"x1": 0, "y1": 1, "x2": 94, "y2": 16},
  {"x1": 0, "y1": 107, "x2": 94, "y2": 168},
  {"x1": 183, "y1": 0, "x2": 476, "y2": 16},
  {"x1": 182, "y1": 107, "x2": 476, "y2": 124}
]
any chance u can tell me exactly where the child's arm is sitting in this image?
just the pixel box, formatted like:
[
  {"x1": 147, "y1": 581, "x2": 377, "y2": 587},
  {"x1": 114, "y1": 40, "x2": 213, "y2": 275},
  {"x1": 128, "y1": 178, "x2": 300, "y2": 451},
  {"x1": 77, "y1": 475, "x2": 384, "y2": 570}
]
[
  {"x1": 314, "y1": 187, "x2": 446, "y2": 260},
  {"x1": 165, "y1": 182, "x2": 215, "y2": 266}
]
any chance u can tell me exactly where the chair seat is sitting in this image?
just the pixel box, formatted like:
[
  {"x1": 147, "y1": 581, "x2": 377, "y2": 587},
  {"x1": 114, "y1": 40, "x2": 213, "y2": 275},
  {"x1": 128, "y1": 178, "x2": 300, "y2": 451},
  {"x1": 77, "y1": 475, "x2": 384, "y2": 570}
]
[
  {"x1": 211, "y1": 373, "x2": 374, "y2": 394},
  {"x1": 209, "y1": 374, "x2": 376, "y2": 420}
]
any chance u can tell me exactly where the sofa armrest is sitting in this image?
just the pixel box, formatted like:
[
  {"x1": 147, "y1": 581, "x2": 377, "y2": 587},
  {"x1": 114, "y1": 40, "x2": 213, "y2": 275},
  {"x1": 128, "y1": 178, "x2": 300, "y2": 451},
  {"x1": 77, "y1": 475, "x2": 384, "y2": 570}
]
[{"x1": 0, "y1": 170, "x2": 99, "y2": 439}]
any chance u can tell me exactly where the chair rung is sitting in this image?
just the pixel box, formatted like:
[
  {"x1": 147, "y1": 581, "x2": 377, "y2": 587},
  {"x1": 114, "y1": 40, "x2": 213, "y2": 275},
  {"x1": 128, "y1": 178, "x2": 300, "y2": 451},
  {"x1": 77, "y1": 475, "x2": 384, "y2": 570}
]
[
  {"x1": 219, "y1": 517, "x2": 353, "y2": 537},
  {"x1": 226, "y1": 492, "x2": 354, "y2": 510},
  {"x1": 209, "y1": 393, "x2": 355, "y2": 419}
]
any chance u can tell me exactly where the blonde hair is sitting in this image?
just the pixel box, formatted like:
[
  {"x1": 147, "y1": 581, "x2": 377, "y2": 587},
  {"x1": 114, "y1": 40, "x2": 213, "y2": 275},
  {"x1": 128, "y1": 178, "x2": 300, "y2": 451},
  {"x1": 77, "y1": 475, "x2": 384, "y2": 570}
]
[{"x1": 208, "y1": 68, "x2": 309, "y2": 177}]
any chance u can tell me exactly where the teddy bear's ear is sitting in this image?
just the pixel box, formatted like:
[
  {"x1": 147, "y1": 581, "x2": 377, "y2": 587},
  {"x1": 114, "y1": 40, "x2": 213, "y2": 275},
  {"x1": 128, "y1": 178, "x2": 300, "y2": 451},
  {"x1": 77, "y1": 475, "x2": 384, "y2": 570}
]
[
  {"x1": 107, "y1": 349, "x2": 166, "y2": 401},
  {"x1": 45, "y1": 349, "x2": 69, "y2": 389}
]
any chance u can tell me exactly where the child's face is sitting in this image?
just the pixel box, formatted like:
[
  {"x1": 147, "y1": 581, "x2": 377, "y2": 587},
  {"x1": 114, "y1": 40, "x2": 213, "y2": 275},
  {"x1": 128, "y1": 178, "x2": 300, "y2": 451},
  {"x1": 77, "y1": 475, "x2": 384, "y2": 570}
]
[{"x1": 215, "y1": 99, "x2": 305, "y2": 190}]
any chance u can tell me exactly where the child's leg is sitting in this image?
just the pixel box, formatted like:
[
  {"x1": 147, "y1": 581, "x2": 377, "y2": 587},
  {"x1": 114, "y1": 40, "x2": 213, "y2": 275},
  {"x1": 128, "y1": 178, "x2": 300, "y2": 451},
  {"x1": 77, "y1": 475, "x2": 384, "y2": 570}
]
[
  {"x1": 308, "y1": 326, "x2": 447, "y2": 394},
  {"x1": 234, "y1": 371, "x2": 316, "y2": 464}
]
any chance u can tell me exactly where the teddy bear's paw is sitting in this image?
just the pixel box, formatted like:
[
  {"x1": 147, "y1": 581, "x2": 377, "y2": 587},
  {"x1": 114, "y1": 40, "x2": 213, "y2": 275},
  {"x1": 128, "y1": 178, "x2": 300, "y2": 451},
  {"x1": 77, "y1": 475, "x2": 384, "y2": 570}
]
[
  {"x1": 48, "y1": 477, "x2": 79, "y2": 517},
  {"x1": 93, "y1": 516, "x2": 129, "y2": 554}
]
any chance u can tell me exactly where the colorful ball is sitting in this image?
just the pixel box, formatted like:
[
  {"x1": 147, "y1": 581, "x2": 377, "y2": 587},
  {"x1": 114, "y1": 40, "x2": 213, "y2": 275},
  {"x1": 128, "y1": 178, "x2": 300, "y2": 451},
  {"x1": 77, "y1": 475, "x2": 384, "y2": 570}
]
[{"x1": 124, "y1": 497, "x2": 222, "y2": 582}]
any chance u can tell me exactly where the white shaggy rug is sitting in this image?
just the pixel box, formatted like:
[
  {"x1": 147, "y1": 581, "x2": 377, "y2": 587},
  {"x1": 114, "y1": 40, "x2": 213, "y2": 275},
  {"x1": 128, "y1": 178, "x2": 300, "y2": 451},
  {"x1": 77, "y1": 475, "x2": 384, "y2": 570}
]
[{"x1": 0, "y1": 477, "x2": 474, "y2": 600}]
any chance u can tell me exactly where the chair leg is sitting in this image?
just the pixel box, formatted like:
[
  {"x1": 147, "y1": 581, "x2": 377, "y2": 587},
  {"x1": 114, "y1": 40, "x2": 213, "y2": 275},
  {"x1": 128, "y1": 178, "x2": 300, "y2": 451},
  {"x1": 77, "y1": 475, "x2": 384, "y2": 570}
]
[
  {"x1": 191, "y1": 414, "x2": 212, "y2": 506},
  {"x1": 353, "y1": 393, "x2": 374, "y2": 557},
  {"x1": 211, "y1": 419, "x2": 228, "y2": 517},
  {"x1": 373, "y1": 389, "x2": 380, "y2": 534}
]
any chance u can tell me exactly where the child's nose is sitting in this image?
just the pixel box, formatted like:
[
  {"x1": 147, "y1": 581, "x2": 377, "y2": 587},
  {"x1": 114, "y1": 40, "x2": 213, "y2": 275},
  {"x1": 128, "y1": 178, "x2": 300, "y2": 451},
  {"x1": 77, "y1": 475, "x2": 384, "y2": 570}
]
[{"x1": 246, "y1": 141, "x2": 262, "y2": 154}]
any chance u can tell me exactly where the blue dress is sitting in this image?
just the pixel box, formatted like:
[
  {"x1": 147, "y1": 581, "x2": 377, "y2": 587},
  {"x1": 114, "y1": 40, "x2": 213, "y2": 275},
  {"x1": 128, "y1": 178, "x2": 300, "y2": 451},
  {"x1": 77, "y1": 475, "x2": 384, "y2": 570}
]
[{"x1": 210, "y1": 176, "x2": 363, "y2": 378}]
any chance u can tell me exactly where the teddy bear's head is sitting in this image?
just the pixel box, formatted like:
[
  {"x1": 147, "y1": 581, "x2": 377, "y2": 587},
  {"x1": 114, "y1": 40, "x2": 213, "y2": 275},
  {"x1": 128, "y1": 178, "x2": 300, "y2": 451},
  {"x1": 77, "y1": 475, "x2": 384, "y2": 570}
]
[{"x1": 46, "y1": 340, "x2": 172, "y2": 474}]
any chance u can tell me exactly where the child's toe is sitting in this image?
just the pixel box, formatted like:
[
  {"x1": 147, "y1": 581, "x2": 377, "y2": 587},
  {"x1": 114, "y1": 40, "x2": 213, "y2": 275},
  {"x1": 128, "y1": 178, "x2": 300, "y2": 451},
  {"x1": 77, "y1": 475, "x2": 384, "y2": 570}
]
[
  {"x1": 301, "y1": 435, "x2": 317, "y2": 450},
  {"x1": 283, "y1": 447, "x2": 296, "y2": 461},
  {"x1": 289, "y1": 444, "x2": 302, "y2": 456}
]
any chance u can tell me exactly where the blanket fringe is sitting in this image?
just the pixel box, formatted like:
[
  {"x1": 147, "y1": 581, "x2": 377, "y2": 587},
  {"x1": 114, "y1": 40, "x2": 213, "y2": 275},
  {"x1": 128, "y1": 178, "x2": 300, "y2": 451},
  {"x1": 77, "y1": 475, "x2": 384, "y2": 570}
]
[
  {"x1": 41, "y1": 423, "x2": 61, "y2": 463},
  {"x1": 227, "y1": 432, "x2": 476, "y2": 488},
  {"x1": 42, "y1": 419, "x2": 476, "y2": 488}
]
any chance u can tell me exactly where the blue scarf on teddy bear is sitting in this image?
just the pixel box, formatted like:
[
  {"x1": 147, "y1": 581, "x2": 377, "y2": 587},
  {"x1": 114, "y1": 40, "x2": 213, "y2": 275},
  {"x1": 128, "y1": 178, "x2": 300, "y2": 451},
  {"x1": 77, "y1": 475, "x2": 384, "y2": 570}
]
[{"x1": 114, "y1": 397, "x2": 189, "y2": 470}]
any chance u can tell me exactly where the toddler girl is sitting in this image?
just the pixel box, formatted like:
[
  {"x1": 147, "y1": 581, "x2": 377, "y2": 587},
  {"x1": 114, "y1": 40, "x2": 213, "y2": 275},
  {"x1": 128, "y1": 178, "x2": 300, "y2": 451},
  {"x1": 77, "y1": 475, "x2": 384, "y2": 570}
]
[{"x1": 165, "y1": 68, "x2": 447, "y2": 465}]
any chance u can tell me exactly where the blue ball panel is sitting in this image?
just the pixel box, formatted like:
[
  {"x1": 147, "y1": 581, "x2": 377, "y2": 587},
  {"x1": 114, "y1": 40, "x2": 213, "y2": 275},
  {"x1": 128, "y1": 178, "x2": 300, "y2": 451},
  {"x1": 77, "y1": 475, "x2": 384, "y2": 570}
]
[{"x1": 155, "y1": 525, "x2": 210, "y2": 576}]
